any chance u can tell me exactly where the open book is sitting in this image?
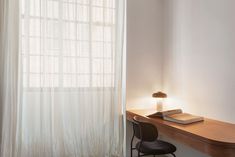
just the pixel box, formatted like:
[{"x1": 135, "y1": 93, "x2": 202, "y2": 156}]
[{"x1": 147, "y1": 109, "x2": 204, "y2": 125}]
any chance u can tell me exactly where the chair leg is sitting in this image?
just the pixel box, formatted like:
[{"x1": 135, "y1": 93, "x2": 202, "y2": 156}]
[
  {"x1": 171, "y1": 153, "x2": 176, "y2": 157},
  {"x1": 138, "y1": 150, "x2": 141, "y2": 157},
  {"x1": 130, "y1": 130, "x2": 135, "y2": 157}
]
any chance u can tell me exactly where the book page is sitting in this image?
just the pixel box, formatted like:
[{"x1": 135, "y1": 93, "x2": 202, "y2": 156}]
[
  {"x1": 164, "y1": 113, "x2": 204, "y2": 124},
  {"x1": 147, "y1": 109, "x2": 182, "y2": 118},
  {"x1": 167, "y1": 113, "x2": 200, "y2": 120}
]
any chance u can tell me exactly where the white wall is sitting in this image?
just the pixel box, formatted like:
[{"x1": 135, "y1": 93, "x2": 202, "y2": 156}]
[
  {"x1": 163, "y1": 0, "x2": 235, "y2": 123},
  {"x1": 163, "y1": 0, "x2": 235, "y2": 156},
  {"x1": 126, "y1": 0, "x2": 235, "y2": 157},
  {"x1": 126, "y1": 0, "x2": 163, "y2": 156},
  {"x1": 126, "y1": 0, "x2": 163, "y2": 110}
]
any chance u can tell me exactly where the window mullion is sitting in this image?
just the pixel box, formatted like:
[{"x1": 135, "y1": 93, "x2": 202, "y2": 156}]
[
  {"x1": 58, "y1": 0, "x2": 63, "y2": 87},
  {"x1": 102, "y1": 0, "x2": 106, "y2": 87},
  {"x1": 88, "y1": 0, "x2": 93, "y2": 87},
  {"x1": 75, "y1": 2, "x2": 78, "y2": 87},
  {"x1": 25, "y1": 0, "x2": 30, "y2": 88}
]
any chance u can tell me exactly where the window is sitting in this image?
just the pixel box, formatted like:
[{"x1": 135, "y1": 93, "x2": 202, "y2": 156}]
[{"x1": 21, "y1": 0, "x2": 116, "y2": 88}]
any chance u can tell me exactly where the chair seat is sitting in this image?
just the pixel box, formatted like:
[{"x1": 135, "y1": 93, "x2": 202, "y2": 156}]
[{"x1": 136, "y1": 140, "x2": 176, "y2": 155}]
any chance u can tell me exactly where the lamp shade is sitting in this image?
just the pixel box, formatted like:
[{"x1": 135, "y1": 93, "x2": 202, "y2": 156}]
[{"x1": 152, "y1": 91, "x2": 167, "y2": 98}]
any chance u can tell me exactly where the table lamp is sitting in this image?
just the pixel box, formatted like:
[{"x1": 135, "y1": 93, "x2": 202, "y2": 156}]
[{"x1": 152, "y1": 91, "x2": 167, "y2": 111}]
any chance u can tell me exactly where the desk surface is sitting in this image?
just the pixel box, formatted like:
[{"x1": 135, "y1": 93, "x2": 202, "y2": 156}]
[{"x1": 126, "y1": 109, "x2": 235, "y2": 157}]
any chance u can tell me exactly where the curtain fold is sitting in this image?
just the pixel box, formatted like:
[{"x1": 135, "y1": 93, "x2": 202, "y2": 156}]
[
  {"x1": 0, "y1": 0, "x2": 126, "y2": 156},
  {"x1": 0, "y1": 0, "x2": 20, "y2": 156}
]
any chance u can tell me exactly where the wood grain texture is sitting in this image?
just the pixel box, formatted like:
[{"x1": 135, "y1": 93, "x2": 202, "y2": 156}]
[{"x1": 126, "y1": 109, "x2": 235, "y2": 157}]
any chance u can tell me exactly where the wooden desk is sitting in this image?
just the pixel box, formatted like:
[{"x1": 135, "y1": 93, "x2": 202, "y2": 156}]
[{"x1": 126, "y1": 109, "x2": 235, "y2": 157}]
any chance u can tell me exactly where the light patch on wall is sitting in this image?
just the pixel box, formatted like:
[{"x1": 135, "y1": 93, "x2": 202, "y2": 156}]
[
  {"x1": 126, "y1": 96, "x2": 156, "y2": 110},
  {"x1": 127, "y1": 96, "x2": 187, "y2": 111},
  {"x1": 164, "y1": 97, "x2": 186, "y2": 111}
]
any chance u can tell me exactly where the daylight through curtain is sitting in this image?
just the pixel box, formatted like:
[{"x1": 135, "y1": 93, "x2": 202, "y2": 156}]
[{"x1": 0, "y1": 0, "x2": 126, "y2": 156}]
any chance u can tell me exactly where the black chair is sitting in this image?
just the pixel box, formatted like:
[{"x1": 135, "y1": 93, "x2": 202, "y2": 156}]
[{"x1": 131, "y1": 116, "x2": 176, "y2": 157}]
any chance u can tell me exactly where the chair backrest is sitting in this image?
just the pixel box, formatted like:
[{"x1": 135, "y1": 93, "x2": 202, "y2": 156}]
[{"x1": 132, "y1": 116, "x2": 158, "y2": 142}]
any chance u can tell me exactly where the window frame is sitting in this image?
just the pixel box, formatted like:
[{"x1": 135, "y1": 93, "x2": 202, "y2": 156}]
[{"x1": 21, "y1": 0, "x2": 116, "y2": 89}]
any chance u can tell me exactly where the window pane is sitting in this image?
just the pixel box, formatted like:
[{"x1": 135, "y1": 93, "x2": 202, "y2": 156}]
[
  {"x1": 104, "y1": 8, "x2": 115, "y2": 24},
  {"x1": 63, "y1": 74, "x2": 76, "y2": 87},
  {"x1": 104, "y1": 26, "x2": 112, "y2": 42},
  {"x1": 92, "y1": 74, "x2": 114, "y2": 87},
  {"x1": 92, "y1": 26, "x2": 112, "y2": 42},
  {"x1": 63, "y1": 57, "x2": 76, "y2": 74},
  {"x1": 104, "y1": 59, "x2": 112, "y2": 74},
  {"x1": 92, "y1": 58, "x2": 113, "y2": 74},
  {"x1": 77, "y1": 5, "x2": 89, "y2": 22},
  {"x1": 42, "y1": 74, "x2": 59, "y2": 87},
  {"x1": 63, "y1": 0, "x2": 89, "y2": 4},
  {"x1": 21, "y1": 0, "x2": 25, "y2": 14},
  {"x1": 43, "y1": 56, "x2": 59, "y2": 73},
  {"x1": 92, "y1": 7, "x2": 103, "y2": 22},
  {"x1": 92, "y1": 58, "x2": 103, "y2": 74},
  {"x1": 22, "y1": 0, "x2": 116, "y2": 88},
  {"x1": 104, "y1": 43, "x2": 112, "y2": 58},
  {"x1": 77, "y1": 58, "x2": 90, "y2": 74},
  {"x1": 47, "y1": 20, "x2": 59, "y2": 38},
  {"x1": 92, "y1": 0, "x2": 103, "y2": 7},
  {"x1": 29, "y1": 74, "x2": 40, "y2": 87},
  {"x1": 44, "y1": 50, "x2": 59, "y2": 56},
  {"x1": 63, "y1": 22, "x2": 76, "y2": 39},
  {"x1": 106, "y1": 0, "x2": 115, "y2": 8},
  {"x1": 63, "y1": 40, "x2": 77, "y2": 56},
  {"x1": 92, "y1": 42, "x2": 103, "y2": 58},
  {"x1": 104, "y1": 74, "x2": 114, "y2": 87},
  {"x1": 30, "y1": 0, "x2": 41, "y2": 16},
  {"x1": 30, "y1": 56, "x2": 41, "y2": 73},
  {"x1": 47, "y1": 1, "x2": 59, "y2": 19},
  {"x1": 21, "y1": 37, "x2": 27, "y2": 52},
  {"x1": 92, "y1": 74, "x2": 103, "y2": 87},
  {"x1": 78, "y1": 0, "x2": 89, "y2": 4},
  {"x1": 77, "y1": 75, "x2": 89, "y2": 87},
  {"x1": 92, "y1": 26, "x2": 103, "y2": 41},
  {"x1": 62, "y1": 0, "x2": 76, "y2": 2},
  {"x1": 77, "y1": 24, "x2": 89, "y2": 40},
  {"x1": 29, "y1": 37, "x2": 41, "y2": 54},
  {"x1": 63, "y1": 3, "x2": 76, "y2": 20},
  {"x1": 46, "y1": 39, "x2": 59, "y2": 51},
  {"x1": 78, "y1": 42, "x2": 89, "y2": 57}
]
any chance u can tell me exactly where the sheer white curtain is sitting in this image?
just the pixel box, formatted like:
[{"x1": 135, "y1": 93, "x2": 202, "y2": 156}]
[
  {"x1": 0, "y1": 0, "x2": 126, "y2": 156},
  {"x1": 0, "y1": 0, "x2": 20, "y2": 156}
]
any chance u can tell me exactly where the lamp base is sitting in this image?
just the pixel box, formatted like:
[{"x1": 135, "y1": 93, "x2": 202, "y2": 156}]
[{"x1": 156, "y1": 102, "x2": 163, "y2": 112}]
